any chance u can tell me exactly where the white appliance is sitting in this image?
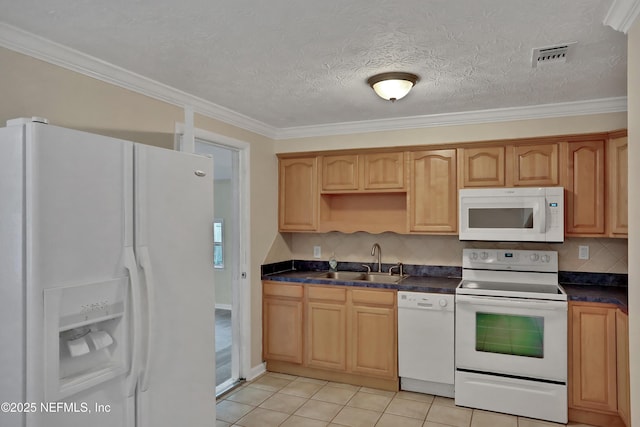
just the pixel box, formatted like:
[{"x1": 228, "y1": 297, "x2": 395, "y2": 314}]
[
  {"x1": 455, "y1": 248, "x2": 568, "y2": 424},
  {"x1": 458, "y1": 186, "x2": 564, "y2": 242},
  {"x1": 0, "y1": 118, "x2": 215, "y2": 427},
  {"x1": 397, "y1": 292, "x2": 455, "y2": 397}
]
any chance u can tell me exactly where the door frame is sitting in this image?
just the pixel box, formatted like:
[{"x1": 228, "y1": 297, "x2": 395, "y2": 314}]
[{"x1": 174, "y1": 123, "x2": 252, "y2": 393}]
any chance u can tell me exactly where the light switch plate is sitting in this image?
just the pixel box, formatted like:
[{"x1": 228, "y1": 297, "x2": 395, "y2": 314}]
[
  {"x1": 313, "y1": 246, "x2": 321, "y2": 258},
  {"x1": 578, "y1": 245, "x2": 589, "y2": 260}
]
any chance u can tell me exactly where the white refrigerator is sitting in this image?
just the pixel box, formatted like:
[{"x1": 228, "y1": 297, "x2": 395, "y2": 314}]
[{"x1": 0, "y1": 118, "x2": 216, "y2": 427}]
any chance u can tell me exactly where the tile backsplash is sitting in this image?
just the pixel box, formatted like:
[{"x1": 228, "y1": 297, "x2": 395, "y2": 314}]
[{"x1": 285, "y1": 232, "x2": 628, "y2": 274}]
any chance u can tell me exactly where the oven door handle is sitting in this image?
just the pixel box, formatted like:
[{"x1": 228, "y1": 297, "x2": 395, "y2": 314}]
[{"x1": 456, "y1": 294, "x2": 567, "y2": 311}]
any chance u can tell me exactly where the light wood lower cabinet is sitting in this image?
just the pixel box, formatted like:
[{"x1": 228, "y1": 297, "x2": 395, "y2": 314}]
[
  {"x1": 306, "y1": 287, "x2": 347, "y2": 370},
  {"x1": 350, "y1": 289, "x2": 396, "y2": 379},
  {"x1": 568, "y1": 302, "x2": 630, "y2": 427},
  {"x1": 263, "y1": 282, "x2": 398, "y2": 390},
  {"x1": 616, "y1": 310, "x2": 630, "y2": 427},
  {"x1": 262, "y1": 282, "x2": 304, "y2": 363}
]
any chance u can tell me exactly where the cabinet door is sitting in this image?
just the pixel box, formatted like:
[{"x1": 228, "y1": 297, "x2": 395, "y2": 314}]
[
  {"x1": 306, "y1": 287, "x2": 347, "y2": 370},
  {"x1": 616, "y1": 310, "x2": 630, "y2": 426},
  {"x1": 350, "y1": 290, "x2": 396, "y2": 379},
  {"x1": 608, "y1": 136, "x2": 628, "y2": 236},
  {"x1": 510, "y1": 143, "x2": 559, "y2": 186},
  {"x1": 263, "y1": 282, "x2": 304, "y2": 364},
  {"x1": 362, "y1": 152, "x2": 405, "y2": 190},
  {"x1": 279, "y1": 157, "x2": 318, "y2": 231},
  {"x1": 566, "y1": 141, "x2": 605, "y2": 235},
  {"x1": 322, "y1": 155, "x2": 359, "y2": 191},
  {"x1": 569, "y1": 303, "x2": 617, "y2": 413},
  {"x1": 460, "y1": 146, "x2": 505, "y2": 187},
  {"x1": 409, "y1": 149, "x2": 457, "y2": 232}
]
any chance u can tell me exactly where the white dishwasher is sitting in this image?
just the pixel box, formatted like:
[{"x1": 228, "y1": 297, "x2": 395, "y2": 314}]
[{"x1": 397, "y1": 291, "x2": 455, "y2": 397}]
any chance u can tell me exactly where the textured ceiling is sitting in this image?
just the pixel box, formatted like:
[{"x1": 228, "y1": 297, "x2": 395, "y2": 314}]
[{"x1": 0, "y1": 0, "x2": 628, "y2": 129}]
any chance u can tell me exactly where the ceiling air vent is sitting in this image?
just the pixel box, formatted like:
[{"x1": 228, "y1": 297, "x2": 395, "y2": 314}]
[{"x1": 531, "y1": 43, "x2": 575, "y2": 68}]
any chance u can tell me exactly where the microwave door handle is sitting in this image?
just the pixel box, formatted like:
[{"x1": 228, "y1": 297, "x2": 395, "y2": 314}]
[{"x1": 535, "y1": 197, "x2": 545, "y2": 232}]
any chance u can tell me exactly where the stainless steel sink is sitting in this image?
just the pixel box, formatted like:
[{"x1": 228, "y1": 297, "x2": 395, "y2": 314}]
[
  {"x1": 358, "y1": 272, "x2": 408, "y2": 284},
  {"x1": 309, "y1": 271, "x2": 407, "y2": 284}
]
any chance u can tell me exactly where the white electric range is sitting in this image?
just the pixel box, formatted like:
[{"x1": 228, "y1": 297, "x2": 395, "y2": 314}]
[{"x1": 455, "y1": 248, "x2": 568, "y2": 424}]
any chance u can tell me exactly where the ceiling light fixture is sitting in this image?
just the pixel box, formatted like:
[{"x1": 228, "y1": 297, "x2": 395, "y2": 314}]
[{"x1": 367, "y1": 72, "x2": 419, "y2": 102}]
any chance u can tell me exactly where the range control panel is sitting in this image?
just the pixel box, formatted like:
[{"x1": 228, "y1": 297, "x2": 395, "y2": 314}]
[{"x1": 462, "y1": 248, "x2": 558, "y2": 273}]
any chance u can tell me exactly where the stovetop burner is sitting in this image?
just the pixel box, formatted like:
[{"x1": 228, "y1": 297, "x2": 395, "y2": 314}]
[
  {"x1": 456, "y1": 248, "x2": 567, "y2": 301},
  {"x1": 459, "y1": 280, "x2": 563, "y2": 295}
]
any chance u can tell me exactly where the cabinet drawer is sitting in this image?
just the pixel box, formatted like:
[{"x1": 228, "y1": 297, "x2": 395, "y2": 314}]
[
  {"x1": 308, "y1": 286, "x2": 347, "y2": 302},
  {"x1": 352, "y1": 289, "x2": 395, "y2": 306},
  {"x1": 264, "y1": 282, "x2": 303, "y2": 298}
]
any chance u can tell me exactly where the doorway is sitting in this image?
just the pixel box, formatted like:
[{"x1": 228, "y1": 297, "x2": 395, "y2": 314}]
[{"x1": 192, "y1": 137, "x2": 247, "y2": 397}]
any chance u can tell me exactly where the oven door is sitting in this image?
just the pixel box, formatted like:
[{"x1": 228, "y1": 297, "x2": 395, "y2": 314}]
[
  {"x1": 459, "y1": 196, "x2": 546, "y2": 242},
  {"x1": 455, "y1": 294, "x2": 567, "y2": 382}
]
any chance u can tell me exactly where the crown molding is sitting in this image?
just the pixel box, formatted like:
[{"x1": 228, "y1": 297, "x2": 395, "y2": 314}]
[
  {"x1": 0, "y1": 23, "x2": 279, "y2": 138},
  {"x1": 274, "y1": 97, "x2": 628, "y2": 139},
  {"x1": 604, "y1": 0, "x2": 640, "y2": 33},
  {"x1": 0, "y1": 23, "x2": 629, "y2": 142}
]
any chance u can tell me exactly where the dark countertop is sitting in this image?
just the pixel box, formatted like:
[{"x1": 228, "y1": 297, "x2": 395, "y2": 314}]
[
  {"x1": 562, "y1": 284, "x2": 628, "y2": 313},
  {"x1": 262, "y1": 270, "x2": 460, "y2": 294},
  {"x1": 262, "y1": 268, "x2": 628, "y2": 312}
]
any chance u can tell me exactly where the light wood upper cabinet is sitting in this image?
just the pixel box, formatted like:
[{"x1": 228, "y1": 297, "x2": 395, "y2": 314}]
[
  {"x1": 459, "y1": 146, "x2": 505, "y2": 187},
  {"x1": 322, "y1": 155, "x2": 359, "y2": 191},
  {"x1": 566, "y1": 140, "x2": 606, "y2": 236},
  {"x1": 321, "y1": 152, "x2": 405, "y2": 192},
  {"x1": 508, "y1": 143, "x2": 559, "y2": 186},
  {"x1": 362, "y1": 152, "x2": 405, "y2": 190},
  {"x1": 278, "y1": 130, "x2": 626, "y2": 237},
  {"x1": 279, "y1": 157, "x2": 318, "y2": 231},
  {"x1": 262, "y1": 282, "x2": 304, "y2": 364},
  {"x1": 306, "y1": 286, "x2": 347, "y2": 371},
  {"x1": 608, "y1": 136, "x2": 628, "y2": 237},
  {"x1": 409, "y1": 149, "x2": 457, "y2": 233}
]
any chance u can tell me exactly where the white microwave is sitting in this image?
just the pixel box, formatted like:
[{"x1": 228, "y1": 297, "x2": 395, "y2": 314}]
[{"x1": 459, "y1": 187, "x2": 564, "y2": 242}]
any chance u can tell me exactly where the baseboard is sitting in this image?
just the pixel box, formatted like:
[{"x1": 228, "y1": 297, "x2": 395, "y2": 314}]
[
  {"x1": 246, "y1": 362, "x2": 266, "y2": 381},
  {"x1": 215, "y1": 303, "x2": 232, "y2": 310},
  {"x1": 266, "y1": 361, "x2": 399, "y2": 391},
  {"x1": 569, "y1": 408, "x2": 625, "y2": 427}
]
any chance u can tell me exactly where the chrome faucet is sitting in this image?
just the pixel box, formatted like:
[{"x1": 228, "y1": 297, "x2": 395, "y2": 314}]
[
  {"x1": 389, "y1": 262, "x2": 403, "y2": 276},
  {"x1": 371, "y1": 243, "x2": 382, "y2": 273}
]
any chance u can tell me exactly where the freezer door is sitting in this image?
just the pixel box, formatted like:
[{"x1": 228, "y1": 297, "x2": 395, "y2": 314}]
[
  {"x1": 0, "y1": 125, "x2": 26, "y2": 427},
  {"x1": 134, "y1": 144, "x2": 215, "y2": 427},
  {"x1": 6, "y1": 122, "x2": 135, "y2": 427}
]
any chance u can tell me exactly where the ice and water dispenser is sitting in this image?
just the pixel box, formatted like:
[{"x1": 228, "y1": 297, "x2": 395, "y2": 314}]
[{"x1": 44, "y1": 278, "x2": 129, "y2": 400}]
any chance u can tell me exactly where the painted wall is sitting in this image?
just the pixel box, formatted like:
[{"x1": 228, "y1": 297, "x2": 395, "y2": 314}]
[
  {"x1": 0, "y1": 45, "x2": 279, "y2": 373},
  {"x1": 275, "y1": 112, "x2": 627, "y2": 153},
  {"x1": 286, "y1": 233, "x2": 627, "y2": 274},
  {"x1": 627, "y1": 17, "x2": 639, "y2": 427}
]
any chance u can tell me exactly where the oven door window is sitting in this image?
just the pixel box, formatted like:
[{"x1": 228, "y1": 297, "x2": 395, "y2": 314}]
[{"x1": 476, "y1": 312, "x2": 544, "y2": 358}]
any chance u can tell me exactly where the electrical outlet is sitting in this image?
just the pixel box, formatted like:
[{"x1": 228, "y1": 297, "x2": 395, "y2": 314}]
[
  {"x1": 313, "y1": 246, "x2": 321, "y2": 259},
  {"x1": 578, "y1": 245, "x2": 589, "y2": 260}
]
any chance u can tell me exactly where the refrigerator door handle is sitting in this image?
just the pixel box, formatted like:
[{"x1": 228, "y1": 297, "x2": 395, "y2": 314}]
[
  {"x1": 138, "y1": 245, "x2": 156, "y2": 392},
  {"x1": 124, "y1": 247, "x2": 142, "y2": 397}
]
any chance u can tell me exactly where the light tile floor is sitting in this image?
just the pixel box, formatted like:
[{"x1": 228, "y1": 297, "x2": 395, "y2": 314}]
[{"x1": 216, "y1": 373, "x2": 597, "y2": 427}]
